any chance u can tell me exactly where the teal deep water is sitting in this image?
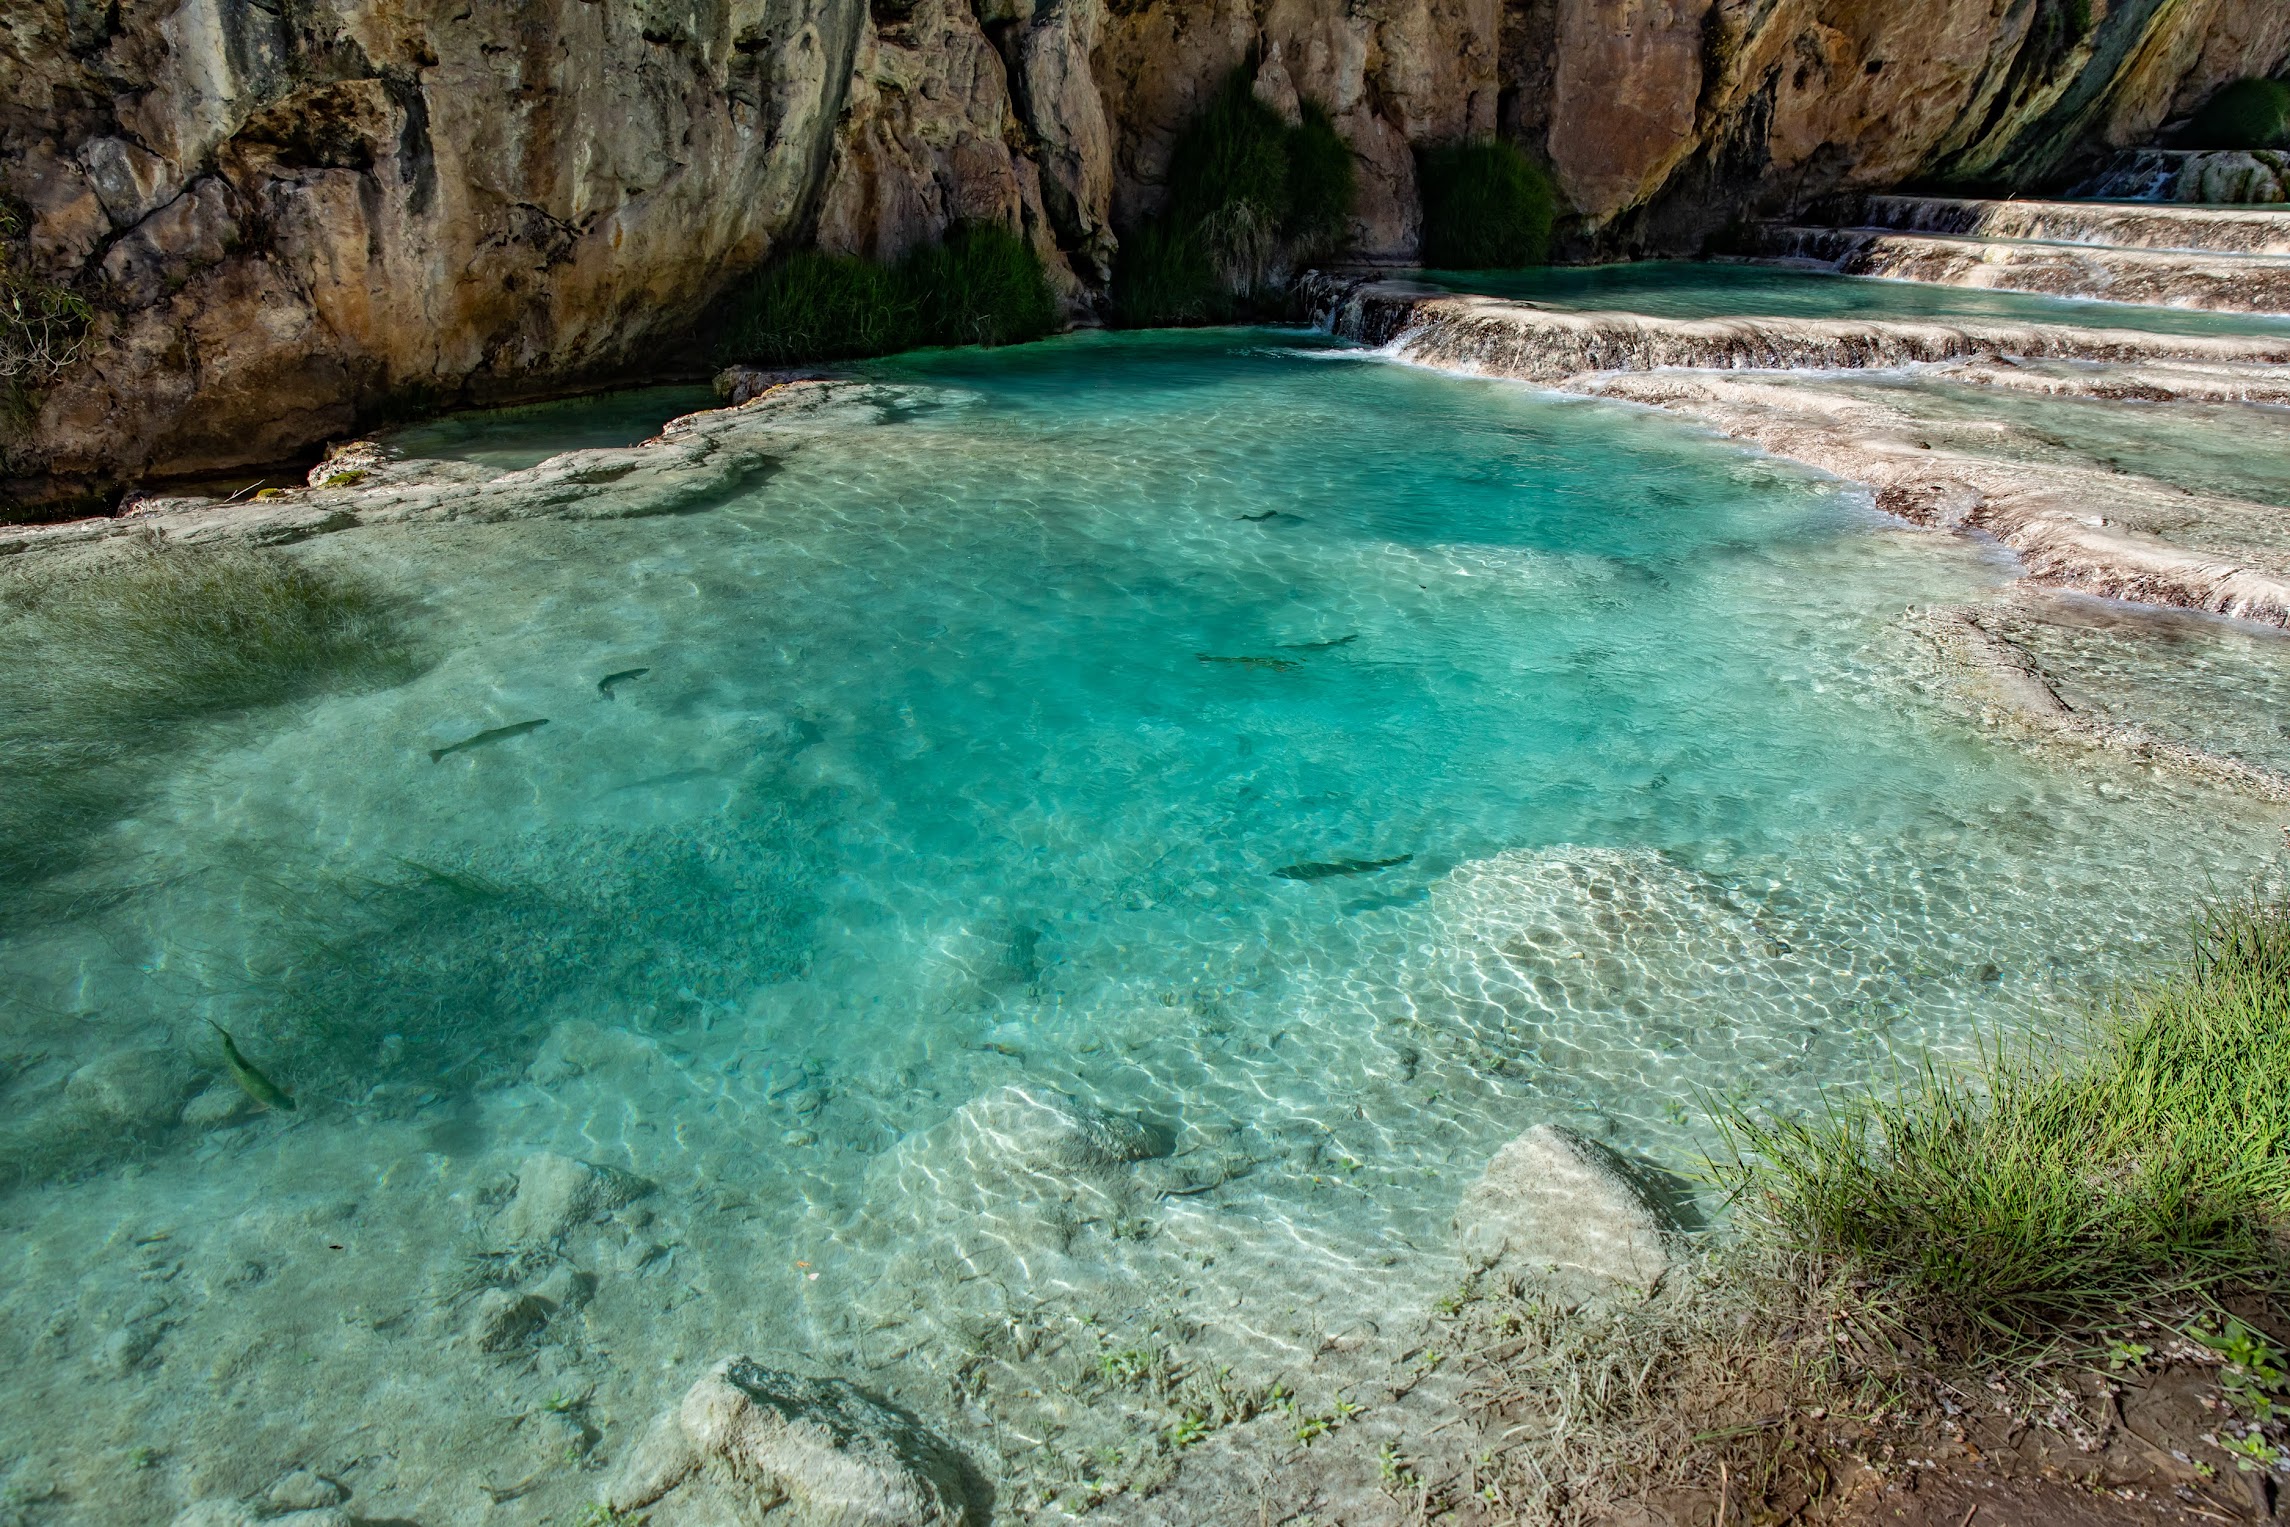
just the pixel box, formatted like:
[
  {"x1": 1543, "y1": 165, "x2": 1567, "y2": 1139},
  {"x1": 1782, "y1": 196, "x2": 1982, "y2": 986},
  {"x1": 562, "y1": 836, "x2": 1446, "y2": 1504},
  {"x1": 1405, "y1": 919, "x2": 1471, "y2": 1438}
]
[
  {"x1": 1, "y1": 329, "x2": 2284, "y2": 1522},
  {"x1": 1413, "y1": 260, "x2": 2290, "y2": 337}
]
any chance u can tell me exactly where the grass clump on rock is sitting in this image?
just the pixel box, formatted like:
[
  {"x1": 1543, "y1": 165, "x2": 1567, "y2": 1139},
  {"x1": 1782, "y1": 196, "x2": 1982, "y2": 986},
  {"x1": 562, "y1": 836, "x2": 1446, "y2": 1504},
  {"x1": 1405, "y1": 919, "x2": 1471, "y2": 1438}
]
[
  {"x1": 1111, "y1": 69, "x2": 1357, "y2": 327},
  {"x1": 0, "y1": 539, "x2": 420, "y2": 900},
  {"x1": 717, "y1": 222, "x2": 1057, "y2": 367},
  {"x1": 2187, "y1": 77, "x2": 2290, "y2": 151},
  {"x1": 1415, "y1": 140, "x2": 1558, "y2": 269},
  {"x1": 1430, "y1": 894, "x2": 2290, "y2": 1520},
  {"x1": 1720, "y1": 893, "x2": 2290, "y2": 1351}
]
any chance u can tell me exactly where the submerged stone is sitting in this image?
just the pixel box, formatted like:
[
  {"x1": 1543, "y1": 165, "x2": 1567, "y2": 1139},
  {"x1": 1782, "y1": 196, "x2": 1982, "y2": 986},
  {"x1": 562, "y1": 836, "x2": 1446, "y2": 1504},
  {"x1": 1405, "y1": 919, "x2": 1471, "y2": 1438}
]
[
  {"x1": 464, "y1": 1287, "x2": 553, "y2": 1353},
  {"x1": 499, "y1": 1152, "x2": 655, "y2": 1244},
  {"x1": 948, "y1": 1083, "x2": 1172, "y2": 1174},
  {"x1": 169, "y1": 1505, "x2": 351, "y2": 1527},
  {"x1": 263, "y1": 1470, "x2": 347, "y2": 1513},
  {"x1": 610, "y1": 1358, "x2": 984, "y2": 1525},
  {"x1": 1455, "y1": 1123, "x2": 1681, "y2": 1296},
  {"x1": 179, "y1": 1079, "x2": 260, "y2": 1130},
  {"x1": 63, "y1": 1048, "x2": 203, "y2": 1131}
]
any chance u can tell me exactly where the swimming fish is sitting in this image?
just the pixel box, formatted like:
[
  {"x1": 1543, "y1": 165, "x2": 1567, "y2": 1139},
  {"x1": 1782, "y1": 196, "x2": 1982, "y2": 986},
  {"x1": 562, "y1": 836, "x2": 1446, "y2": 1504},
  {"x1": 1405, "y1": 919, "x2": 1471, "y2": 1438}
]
[
  {"x1": 597, "y1": 667, "x2": 650, "y2": 700},
  {"x1": 1237, "y1": 510, "x2": 1299, "y2": 523},
  {"x1": 429, "y1": 719, "x2": 549, "y2": 763},
  {"x1": 1197, "y1": 654, "x2": 1299, "y2": 673},
  {"x1": 1273, "y1": 854, "x2": 1414, "y2": 882},
  {"x1": 1281, "y1": 634, "x2": 1358, "y2": 651},
  {"x1": 205, "y1": 1020, "x2": 295, "y2": 1111},
  {"x1": 607, "y1": 768, "x2": 716, "y2": 794}
]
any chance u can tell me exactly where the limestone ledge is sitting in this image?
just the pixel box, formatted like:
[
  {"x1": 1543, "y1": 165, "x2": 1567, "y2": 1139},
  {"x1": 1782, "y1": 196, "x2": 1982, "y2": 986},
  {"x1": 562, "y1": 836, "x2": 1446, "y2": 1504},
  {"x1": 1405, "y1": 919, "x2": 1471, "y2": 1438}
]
[
  {"x1": 0, "y1": 379, "x2": 889, "y2": 561},
  {"x1": 1309, "y1": 276, "x2": 2290, "y2": 634},
  {"x1": 1756, "y1": 228, "x2": 2290, "y2": 317}
]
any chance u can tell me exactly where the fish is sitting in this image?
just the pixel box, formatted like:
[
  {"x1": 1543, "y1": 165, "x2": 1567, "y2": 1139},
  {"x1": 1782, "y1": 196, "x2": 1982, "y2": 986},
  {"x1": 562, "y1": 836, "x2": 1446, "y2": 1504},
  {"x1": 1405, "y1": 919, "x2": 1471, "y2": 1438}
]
[
  {"x1": 1280, "y1": 634, "x2": 1358, "y2": 651},
  {"x1": 429, "y1": 718, "x2": 549, "y2": 762},
  {"x1": 607, "y1": 768, "x2": 717, "y2": 794},
  {"x1": 1197, "y1": 654, "x2": 1299, "y2": 673},
  {"x1": 1237, "y1": 510, "x2": 1299, "y2": 523},
  {"x1": 1272, "y1": 854, "x2": 1415, "y2": 882},
  {"x1": 204, "y1": 1020, "x2": 295, "y2": 1111},
  {"x1": 597, "y1": 667, "x2": 651, "y2": 700},
  {"x1": 1343, "y1": 886, "x2": 1431, "y2": 915}
]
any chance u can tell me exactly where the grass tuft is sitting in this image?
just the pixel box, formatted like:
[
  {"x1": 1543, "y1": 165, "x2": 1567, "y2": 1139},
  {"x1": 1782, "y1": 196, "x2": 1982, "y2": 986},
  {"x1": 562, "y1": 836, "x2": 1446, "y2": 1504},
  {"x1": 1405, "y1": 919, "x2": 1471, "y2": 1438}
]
[
  {"x1": 0, "y1": 540, "x2": 421, "y2": 902},
  {"x1": 901, "y1": 222, "x2": 1060, "y2": 349},
  {"x1": 1717, "y1": 893, "x2": 2290, "y2": 1353},
  {"x1": 717, "y1": 249, "x2": 916, "y2": 367},
  {"x1": 716, "y1": 221, "x2": 1057, "y2": 367},
  {"x1": 2186, "y1": 77, "x2": 2290, "y2": 152},
  {"x1": 1415, "y1": 140, "x2": 1558, "y2": 269},
  {"x1": 1111, "y1": 68, "x2": 1357, "y2": 327}
]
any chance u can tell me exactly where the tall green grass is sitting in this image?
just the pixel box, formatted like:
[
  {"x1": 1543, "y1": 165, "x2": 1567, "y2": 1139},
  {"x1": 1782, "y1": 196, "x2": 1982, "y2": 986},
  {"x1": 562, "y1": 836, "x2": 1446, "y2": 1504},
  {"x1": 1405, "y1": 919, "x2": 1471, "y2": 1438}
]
[
  {"x1": 1416, "y1": 141, "x2": 1558, "y2": 269},
  {"x1": 1111, "y1": 70, "x2": 1357, "y2": 327},
  {"x1": 717, "y1": 222, "x2": 1056, "y2": 367},
  {"x1": 1718, "y1": 895, "x2": 2290, "y2": 1352},
  {"x1": 2187, "y1": 78, "x2": 2290, "y2": 151},
  {"x1": 0, "y1": 540, "x2": 420, "y2": 903}
]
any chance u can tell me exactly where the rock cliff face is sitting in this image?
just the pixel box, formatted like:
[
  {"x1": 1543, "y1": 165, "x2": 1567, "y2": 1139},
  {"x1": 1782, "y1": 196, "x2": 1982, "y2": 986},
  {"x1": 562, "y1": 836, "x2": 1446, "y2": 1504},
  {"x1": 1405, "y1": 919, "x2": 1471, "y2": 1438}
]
[{"x1": 2, "y1": 0, "x2": 2286, "y2": 508}]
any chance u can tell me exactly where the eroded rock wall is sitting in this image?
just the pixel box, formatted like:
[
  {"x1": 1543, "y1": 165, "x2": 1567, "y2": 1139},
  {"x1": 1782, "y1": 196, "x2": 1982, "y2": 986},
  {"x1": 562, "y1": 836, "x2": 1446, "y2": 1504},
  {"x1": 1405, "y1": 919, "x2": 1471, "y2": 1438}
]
[{"x1": 2, "y1": 0, "x2": 2286, "y2": 505}]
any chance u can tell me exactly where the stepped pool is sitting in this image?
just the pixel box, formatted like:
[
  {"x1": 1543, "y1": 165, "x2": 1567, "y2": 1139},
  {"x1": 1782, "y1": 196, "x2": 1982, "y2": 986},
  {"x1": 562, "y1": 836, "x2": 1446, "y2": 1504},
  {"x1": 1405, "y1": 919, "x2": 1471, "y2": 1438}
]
[
  {"x1": 2, "y1": 329, "x2": 2285, "y2": 1523},
  {"x1": 1412, "y1": 260, "x2": 2290, "y2": 337}
]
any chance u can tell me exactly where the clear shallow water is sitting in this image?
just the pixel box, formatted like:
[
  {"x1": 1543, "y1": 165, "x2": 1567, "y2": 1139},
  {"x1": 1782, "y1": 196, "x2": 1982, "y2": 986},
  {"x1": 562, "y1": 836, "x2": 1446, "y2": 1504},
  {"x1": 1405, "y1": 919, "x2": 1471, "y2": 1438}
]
[
  {"x1": 1411, "y1": 261, "x2": 2290, "y2": 338},
  {"x1": 2, "y1": 330, "x2": 2285, "y2": 1522},
  {"x1": 1770, "y1": 375, "x2": 2290, "y2": 511}
]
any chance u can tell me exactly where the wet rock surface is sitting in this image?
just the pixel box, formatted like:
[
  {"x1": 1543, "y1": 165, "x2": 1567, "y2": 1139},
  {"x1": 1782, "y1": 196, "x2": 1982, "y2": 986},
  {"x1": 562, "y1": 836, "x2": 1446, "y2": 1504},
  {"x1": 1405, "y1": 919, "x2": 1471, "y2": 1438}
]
[
  {"x1": 610, "y1": 1359, "x2": 986, "y2": 1525},
  {"x1": 499, "y1": 1152, "x2": 654, "y2": 1245},
  {"x1": 62, "y1": 1048, "x2": 204, "y2": 1132},
  {"x1": 1455, "y1": 1122, "x2": 1681, "y2": 1296}
]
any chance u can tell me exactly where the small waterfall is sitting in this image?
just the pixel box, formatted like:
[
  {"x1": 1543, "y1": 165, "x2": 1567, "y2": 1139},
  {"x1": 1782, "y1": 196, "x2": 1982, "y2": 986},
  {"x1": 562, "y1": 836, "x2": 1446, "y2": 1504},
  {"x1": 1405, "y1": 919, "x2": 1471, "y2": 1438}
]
[
  {"x1": 2069, "y1": 148, "x2": 2290, "y2": 206},
  {"x1": 1300, "y1": 275, "x2": 2290, "y2": 383}
]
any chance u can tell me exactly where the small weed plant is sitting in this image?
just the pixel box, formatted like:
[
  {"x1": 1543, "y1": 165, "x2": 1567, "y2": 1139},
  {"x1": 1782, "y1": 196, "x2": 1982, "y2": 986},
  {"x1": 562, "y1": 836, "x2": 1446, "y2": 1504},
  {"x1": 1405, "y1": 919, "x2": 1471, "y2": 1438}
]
[{"x1": 0, "y1": 200, "x2": 92, "y2": 386}]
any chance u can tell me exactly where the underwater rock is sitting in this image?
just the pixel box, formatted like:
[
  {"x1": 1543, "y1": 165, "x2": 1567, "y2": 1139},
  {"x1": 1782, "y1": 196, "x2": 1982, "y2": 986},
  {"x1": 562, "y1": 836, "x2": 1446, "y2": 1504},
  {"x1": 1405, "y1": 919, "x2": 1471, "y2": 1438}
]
[
  {"x1": 89, "y1": 1322, "x2": 165, "y2": 1377},
  {"x1": 464, "y1": 1287, "x2": 554, "y2": 1353},
  {"x1": 180, "y1": 1079, "x2": 261, "y2": 1130},
  {"x1": 609, "y1": 1358, "x2": 983, "y2": 1526},
  {"x1": 1455, "y1": 1124, "x2": 1680, "y2": 1296},
  {"x1": 169, "y1": 1505, "x2": 351, "y2": 1527},
  {"x1": 63, "y1": 1047, "x2": 203, "y2": 1131},
  {"x1": 948, "y1": 1083, "x2": 1171, "y2": 1174},
  {"x1": 263, "y1": 1471, "x2": 347, "y2": 1513},
  {"x1": 499, "y1": 1152, "x2": 655, "y2": 1244},
  {"x1": 527, "y1": 1018, "x2": 676, "y2": 1088}
]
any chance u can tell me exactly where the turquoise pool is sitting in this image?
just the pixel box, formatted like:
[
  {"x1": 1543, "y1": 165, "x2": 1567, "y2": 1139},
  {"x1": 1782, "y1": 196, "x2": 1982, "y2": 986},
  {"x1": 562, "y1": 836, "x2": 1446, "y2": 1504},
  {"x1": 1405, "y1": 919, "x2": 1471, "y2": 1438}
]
[{"x1": 0, "y1": 329, "x2": 2281, "y2": 1523}]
